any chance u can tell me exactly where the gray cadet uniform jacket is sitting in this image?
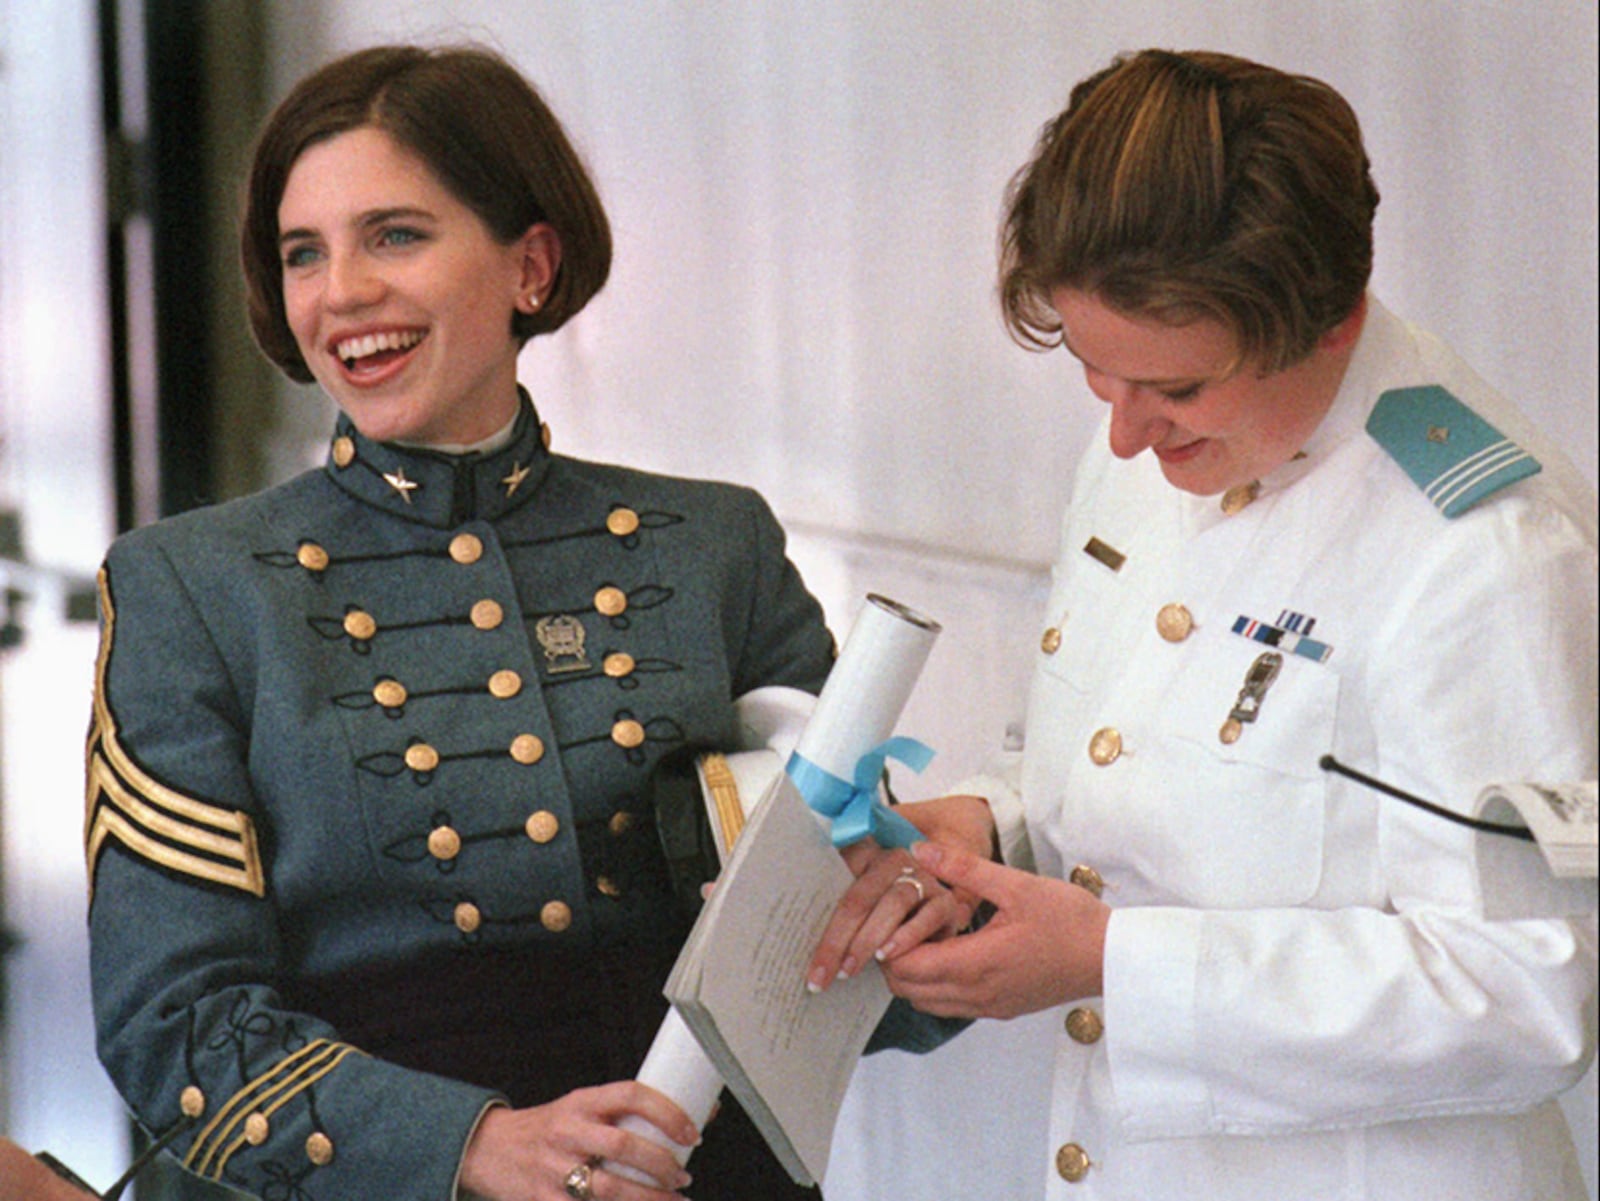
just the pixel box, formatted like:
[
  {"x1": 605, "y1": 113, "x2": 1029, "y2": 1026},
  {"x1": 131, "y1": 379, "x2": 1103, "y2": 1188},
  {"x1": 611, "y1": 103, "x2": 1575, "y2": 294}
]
[{"x1": 85, "y1": 396, "x2": 840, "y2": 1198}]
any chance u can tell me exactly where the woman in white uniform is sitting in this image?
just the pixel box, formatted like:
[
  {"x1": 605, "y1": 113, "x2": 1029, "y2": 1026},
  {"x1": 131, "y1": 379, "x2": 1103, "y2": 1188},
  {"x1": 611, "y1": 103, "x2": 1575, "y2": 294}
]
[{"x1": 812, "y1": 48, "x2": 1596, "y2": 1200}]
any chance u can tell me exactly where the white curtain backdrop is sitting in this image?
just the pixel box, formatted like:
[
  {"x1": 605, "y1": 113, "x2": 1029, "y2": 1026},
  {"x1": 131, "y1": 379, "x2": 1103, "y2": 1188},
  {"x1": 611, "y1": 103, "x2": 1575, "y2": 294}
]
[{"x1": 2, "y1": 3, "x2": 1592, "y2": 1199}]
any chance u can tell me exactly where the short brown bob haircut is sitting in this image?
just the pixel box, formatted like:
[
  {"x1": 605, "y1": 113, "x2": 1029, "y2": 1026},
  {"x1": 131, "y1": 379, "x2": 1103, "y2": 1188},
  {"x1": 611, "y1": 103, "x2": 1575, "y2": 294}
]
[
  {"x1": 1000, "y1": 49, "x2": 1379, "y2": 373},
  {"x1": 242, "y1": 44, "x2": 611, "y2": 383}
]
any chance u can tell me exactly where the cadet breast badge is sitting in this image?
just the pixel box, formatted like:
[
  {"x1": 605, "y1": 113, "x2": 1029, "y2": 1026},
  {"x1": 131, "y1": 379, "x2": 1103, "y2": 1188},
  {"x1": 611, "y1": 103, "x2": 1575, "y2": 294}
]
[
  {"x1": 536, "y1": 614, "x2": 591, "y2": 674},
  {"x1": 1220, "y1": 651, "x2": 1282, "y2": 744}
]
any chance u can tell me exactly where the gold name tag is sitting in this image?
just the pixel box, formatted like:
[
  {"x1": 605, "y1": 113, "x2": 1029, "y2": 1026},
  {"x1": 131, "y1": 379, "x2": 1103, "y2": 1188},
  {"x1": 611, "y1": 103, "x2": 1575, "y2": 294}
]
[{"x1": 1083, "y1": 536, "x2": 1125, "y2": 572}]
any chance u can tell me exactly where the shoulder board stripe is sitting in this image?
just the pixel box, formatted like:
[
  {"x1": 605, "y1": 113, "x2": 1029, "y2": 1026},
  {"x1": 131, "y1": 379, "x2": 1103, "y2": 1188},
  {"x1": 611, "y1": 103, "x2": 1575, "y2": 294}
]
[{"x1": 1427, "y1": 441, "x2": 1536, "y2": 514}]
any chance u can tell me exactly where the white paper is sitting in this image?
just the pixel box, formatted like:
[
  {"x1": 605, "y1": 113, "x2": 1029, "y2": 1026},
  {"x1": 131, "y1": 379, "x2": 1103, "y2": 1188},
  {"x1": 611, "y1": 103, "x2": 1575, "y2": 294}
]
[
  {"x1": 610, "y1": 593, "x2": 940, "y2": 1182},
  {"x1": 791, "y1": 594, "x2": 941, "y2": 781},
  {"x1": 666, "y1": 770, "x2": 894, "y2": 1185}
]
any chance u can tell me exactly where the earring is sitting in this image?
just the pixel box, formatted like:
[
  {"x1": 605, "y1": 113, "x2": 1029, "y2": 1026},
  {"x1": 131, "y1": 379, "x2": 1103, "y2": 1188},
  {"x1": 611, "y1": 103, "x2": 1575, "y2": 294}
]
[{"x1": 526, "y1": 293, "x2": 541, "y2": 312}]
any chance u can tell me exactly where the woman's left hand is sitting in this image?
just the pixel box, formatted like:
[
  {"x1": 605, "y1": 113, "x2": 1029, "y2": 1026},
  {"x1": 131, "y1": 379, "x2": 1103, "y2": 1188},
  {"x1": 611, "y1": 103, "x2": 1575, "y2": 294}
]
[{"x1": 806, "y1": 839, "x2": 972, "y2": 994}]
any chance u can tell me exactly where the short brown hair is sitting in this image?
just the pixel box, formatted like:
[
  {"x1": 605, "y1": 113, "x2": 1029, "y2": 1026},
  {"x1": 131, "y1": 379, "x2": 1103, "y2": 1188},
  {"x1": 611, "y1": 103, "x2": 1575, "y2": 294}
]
[
  {"x1": 241, "y1": 44, "x2": 611, "y2": 383},
  {"x1": 999, "y1": 49, "x2": 1379, "y2": 372}
]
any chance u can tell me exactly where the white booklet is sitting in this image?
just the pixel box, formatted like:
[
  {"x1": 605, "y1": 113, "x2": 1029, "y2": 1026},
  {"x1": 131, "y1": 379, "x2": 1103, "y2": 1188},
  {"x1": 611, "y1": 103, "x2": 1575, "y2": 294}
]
[
  {"x1": 1471, "y1": 780, "x2": 1597, "y2": 921},
  {"x1": 663, "y1": 769, "x2": 892, "y2": 1186},
  {"x1": 1473, "y1": 781, "x2": 1597, "y2": 878}
]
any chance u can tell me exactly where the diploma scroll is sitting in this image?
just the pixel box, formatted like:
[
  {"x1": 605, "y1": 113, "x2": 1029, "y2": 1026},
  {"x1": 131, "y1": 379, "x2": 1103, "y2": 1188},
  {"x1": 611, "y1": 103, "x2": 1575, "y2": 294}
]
[{"x1": 609, "y1": 593, "x2": 941, "y2": 1184}]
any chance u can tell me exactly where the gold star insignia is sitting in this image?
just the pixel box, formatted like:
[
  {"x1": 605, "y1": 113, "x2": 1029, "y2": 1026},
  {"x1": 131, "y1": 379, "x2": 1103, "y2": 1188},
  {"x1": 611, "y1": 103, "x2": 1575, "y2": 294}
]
[
  {"x1": 501, "y1": 461, "x2": 532, "y2": 498},
  {"x1": 383, "y1": 469, "x2": 420, "y2": 503}
]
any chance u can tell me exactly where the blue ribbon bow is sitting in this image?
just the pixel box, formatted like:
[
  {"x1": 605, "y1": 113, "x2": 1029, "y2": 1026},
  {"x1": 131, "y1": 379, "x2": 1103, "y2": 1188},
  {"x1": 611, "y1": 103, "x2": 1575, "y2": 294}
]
[{"x1": 785, "y1": 736, "x2": 934, "y2": 849}]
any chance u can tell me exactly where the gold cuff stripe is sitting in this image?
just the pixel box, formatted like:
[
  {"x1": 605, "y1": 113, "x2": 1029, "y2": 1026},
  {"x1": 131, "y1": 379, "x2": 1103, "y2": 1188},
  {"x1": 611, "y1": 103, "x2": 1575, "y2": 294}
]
[
  {"x1": 699, "y1": 752, "x2": 746, "y2": 851},
  {"x1": 84, "y1": 570, "x2": 265, "y2": 898},
  {"x1": 186, "y1": 1039, "x2": 362, "y2": 1176}
]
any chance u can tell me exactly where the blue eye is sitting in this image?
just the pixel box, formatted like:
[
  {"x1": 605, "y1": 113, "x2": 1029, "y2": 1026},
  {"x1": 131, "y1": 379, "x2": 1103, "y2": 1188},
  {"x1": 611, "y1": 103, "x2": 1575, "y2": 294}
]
[
  {"x1": 282, "y1": 244, "x2": 321, "y2": 269},
  {"x1": 378, "y1": 226, "x2": 425, "y2": 248}
]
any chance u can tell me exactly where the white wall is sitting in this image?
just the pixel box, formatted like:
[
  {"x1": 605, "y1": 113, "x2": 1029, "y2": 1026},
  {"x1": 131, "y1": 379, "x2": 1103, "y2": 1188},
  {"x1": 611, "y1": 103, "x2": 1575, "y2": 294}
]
[{"x1": 254, "y1": 8, "x2": 1596, "y2": 1196}]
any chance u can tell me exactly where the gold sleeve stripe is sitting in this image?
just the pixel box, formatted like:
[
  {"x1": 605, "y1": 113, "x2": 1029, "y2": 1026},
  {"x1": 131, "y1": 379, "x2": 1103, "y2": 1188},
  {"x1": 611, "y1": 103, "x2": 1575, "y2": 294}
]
[
  {"x1": 84, "y1": 570, "x2": 265, "y2": 898},
  {"x1": 700, "y1": 752, "x2": 746, "y2": 851},
  {"x1": 186, "y1": 1038, "x2": 363, "y2": 1176}
]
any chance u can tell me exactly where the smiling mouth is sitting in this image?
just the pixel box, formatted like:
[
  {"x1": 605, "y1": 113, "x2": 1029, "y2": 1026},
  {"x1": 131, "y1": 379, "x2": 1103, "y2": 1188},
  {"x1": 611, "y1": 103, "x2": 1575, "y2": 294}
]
[
  {"x1": 1154, "y1": 438, "x2": 1206, "y2": 463},
  {"x1": 334, "y1": 329, "x2": 425, "y2": 372}
]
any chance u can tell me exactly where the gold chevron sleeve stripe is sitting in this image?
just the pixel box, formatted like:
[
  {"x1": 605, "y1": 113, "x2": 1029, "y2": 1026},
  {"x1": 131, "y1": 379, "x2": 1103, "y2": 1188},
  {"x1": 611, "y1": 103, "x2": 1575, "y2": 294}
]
[
  {"x1": 84, "y1": 570, "x2": 265, "y2": 898},
  {"x1": 186, "y1": 1039, "x2": 363, "y2": 1176},
  {"x1": 699, "y1": 752, "x2": 746, "y2": 851}
]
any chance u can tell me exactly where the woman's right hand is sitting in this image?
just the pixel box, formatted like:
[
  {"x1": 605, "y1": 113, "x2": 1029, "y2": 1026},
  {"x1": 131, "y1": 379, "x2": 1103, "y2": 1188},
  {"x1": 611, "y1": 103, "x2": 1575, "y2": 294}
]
[{"x1": 459, "y1": 1082, "x2": 698, "y2": 1201}]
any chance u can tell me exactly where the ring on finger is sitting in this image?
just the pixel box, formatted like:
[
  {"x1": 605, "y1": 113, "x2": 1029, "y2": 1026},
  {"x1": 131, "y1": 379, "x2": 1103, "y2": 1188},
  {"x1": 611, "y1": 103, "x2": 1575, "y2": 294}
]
[
  {"x1": 564, "y1": 1160, "x2": 598, "y2": 1200},
  {"x1": 892, "y1": 864, "x2": 926, "y2": 904}
]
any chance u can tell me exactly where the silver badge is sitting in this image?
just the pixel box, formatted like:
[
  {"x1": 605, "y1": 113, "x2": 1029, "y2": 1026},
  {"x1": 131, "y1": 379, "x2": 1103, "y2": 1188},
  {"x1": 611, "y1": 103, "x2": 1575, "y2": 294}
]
[
  {"x1": 535, "y1": 614, "x2": 591, "y2": 674},
  {"x1": 1220, "y1": 651, "x2": 1283, "y2": 744}
]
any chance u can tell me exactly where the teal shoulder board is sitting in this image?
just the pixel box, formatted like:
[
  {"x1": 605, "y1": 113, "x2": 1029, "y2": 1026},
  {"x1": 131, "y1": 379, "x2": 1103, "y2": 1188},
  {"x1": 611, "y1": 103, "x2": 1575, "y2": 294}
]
[{"x1": 1366, "y1": 385, "x2": 1541, "y2": 518}]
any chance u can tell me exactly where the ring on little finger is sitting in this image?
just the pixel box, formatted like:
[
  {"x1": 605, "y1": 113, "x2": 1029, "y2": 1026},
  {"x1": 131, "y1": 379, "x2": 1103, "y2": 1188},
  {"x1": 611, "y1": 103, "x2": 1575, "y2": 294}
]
[
  {"x1": 564, "y1": 1159, "x2": 599, "y2": 1200},
  {"x1": 892, "y1": 864, "x2": 926, "y2": 904}
]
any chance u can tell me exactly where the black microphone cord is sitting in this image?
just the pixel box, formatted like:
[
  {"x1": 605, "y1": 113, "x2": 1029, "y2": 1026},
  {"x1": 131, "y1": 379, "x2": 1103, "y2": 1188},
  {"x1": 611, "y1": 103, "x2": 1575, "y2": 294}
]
[{"x1": 1318, "y1": 754, "x2": 1536, "y2": 842}]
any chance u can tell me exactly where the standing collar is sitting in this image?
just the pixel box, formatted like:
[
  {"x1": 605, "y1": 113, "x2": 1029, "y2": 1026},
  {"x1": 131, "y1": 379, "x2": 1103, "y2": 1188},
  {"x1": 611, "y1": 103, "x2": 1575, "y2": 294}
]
[{"x1": 322, "y1": 389, "x2": 554, "y2": 528}]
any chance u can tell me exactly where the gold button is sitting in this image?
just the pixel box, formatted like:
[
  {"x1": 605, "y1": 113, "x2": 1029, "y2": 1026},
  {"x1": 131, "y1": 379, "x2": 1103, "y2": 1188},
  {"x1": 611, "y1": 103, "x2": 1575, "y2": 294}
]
[
  {"x1": 343, "y1": 610, "x2": 377, "y2": 641},
  {"x1": 305, "y1": 1132, "x2": 334, "y2": 1166},
  {"x1": 297, "y1": 543, "x2": 330, "y2": 572},
  {"x1": 1088, "y1": 727, "x2": 1122, "y2": 766},
  {"x1": 332, "y1": 436, "x2": 355, "y2": 467},
  {"x1": 540, "y1": 421, "x2": 552, "y2": 450},
  {"x1": 1069, "y1": 864, "x2": 1105, "y2": 898},
  {"x1": 180, "y1": 1085, "x2": 206, "y2": 1119},
  {"x1": 525, "y1": 810, "x2": 559, "y2": 843},
  {"x1": 541, "y1": 900, "x2": 572, "y2": 932},
  {"x1": 471, "y1": 599, "x2": 504, "y2": 630},
  {"x1": 453, "y1": 902, "x2": 481, "y2": 933},
  {"x1": 405, "y1": 743, "x2": 440, "y2": 773},
  {"x1": 1221, "y1": 480, "x2": 1260, "y2": 515},
  {"x1": 608, "y1": 811, "x2": 634, "y2": 837},
  {"x1": 612, "y1": 719, "x2": 646, "y2": 749},
  {"x1": 1219, "y1": 717, "x2": 1243, "y2": 745},
  {"x1": 373, "y1": 679, "x2": 407, "y2": 708},
  {"x1": 245, "y1": 1112, "x2": 270, "y2": 1146},
  {"x1": 594, "y1": 586, "x2": 627, "y2": 617},
  {"x1": 603, "y1": 652, "x2": 635, "y2": 678},
  {"x1": 606, "y1": 508, "x2": 641, "y2": 537},
  {"x1": 510, "y1": 734, "x2": 545, "y2": 765},
  {"x1": 1065, "y1": 1007, "x2": 1104, "y2": 1045},
  {"x1": 1055, "y1": 1142, "x2": 1092, "y2": 1183},
  {"x1": 427, "y1": 826, "x2": 462, "y2": 861},
  {"x1": 449, "y1": 533, "x2": 484, "y2": 565},
  {"x1": 1156, "y1": 603, "x2": 1193, "y2": 642},
  {"x1": 1041, "y1": 627, "x2": 1063, "y2": 655},
  {"x1": 488, "y1": 669, "x2": 522, "y2": 699},
  {"x1": 597, "y1": 875, "x2": 622, "y2": 897}
]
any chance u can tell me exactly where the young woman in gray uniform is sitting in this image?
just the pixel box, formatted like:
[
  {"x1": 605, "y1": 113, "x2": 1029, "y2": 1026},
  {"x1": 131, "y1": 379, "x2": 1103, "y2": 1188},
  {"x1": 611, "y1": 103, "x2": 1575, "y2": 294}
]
[{"x1": 84, "y1": 43, "x2": 954, "y2": 1201}]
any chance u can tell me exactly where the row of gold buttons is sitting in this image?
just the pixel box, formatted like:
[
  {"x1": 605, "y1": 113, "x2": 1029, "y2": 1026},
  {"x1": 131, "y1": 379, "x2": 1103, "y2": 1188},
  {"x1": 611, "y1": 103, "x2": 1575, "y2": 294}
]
[{"x1": 178, "y1": 1086, "x2": 335, "y2": 1166}]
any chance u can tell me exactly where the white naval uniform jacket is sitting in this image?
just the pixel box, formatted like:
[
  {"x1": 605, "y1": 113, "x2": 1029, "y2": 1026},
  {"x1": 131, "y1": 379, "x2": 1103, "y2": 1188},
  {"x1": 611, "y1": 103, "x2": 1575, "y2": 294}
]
[{"x1": 971, "y1": 297, "x2": 1598, "y2": 1200}]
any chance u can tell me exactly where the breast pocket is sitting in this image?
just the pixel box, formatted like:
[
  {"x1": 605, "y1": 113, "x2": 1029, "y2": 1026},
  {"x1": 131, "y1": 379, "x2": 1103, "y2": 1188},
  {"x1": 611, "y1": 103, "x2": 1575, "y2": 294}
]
[{"x1": 1142, "y1": 632, "x2": 1339, "y2": 907}]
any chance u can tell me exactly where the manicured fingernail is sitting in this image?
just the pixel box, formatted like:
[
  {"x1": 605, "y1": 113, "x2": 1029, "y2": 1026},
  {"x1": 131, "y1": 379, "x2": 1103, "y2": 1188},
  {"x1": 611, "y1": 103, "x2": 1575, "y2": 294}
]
[
  {"x1": 875, "y1": 939, "x2": 899, "y2": 962},
  {"x1": 913, "y1": 841, "x2": 943, "y2": 868},
  {"x1": 840, "y1": 955, "x2": 858, "y2": 978},
  {"x1": 807, "y1": 967, "x2": 828, "y2": 993}
]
